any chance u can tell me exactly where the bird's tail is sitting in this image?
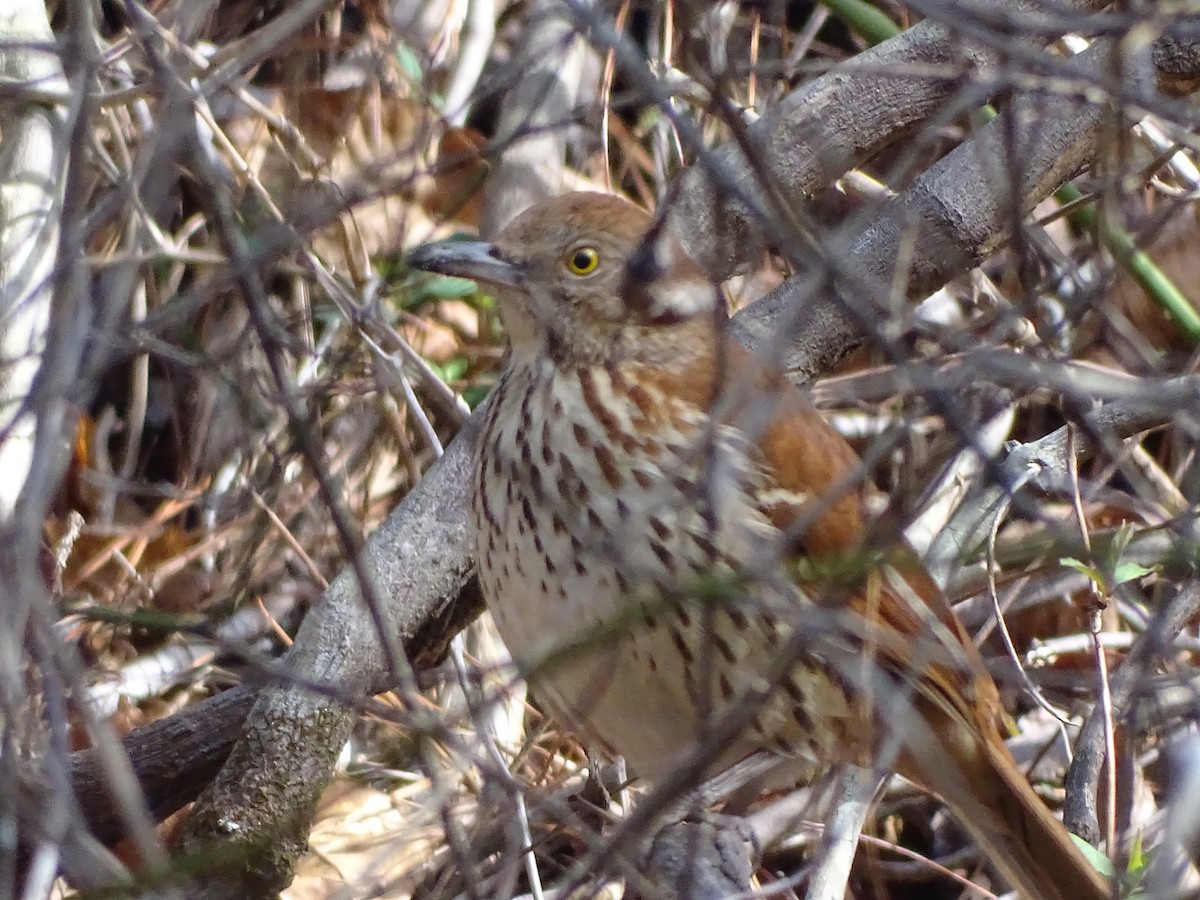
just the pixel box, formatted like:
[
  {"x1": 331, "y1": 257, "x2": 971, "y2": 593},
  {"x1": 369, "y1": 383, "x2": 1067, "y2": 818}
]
[{"x1": 929, "y1": 732, "x2": 1114, "y2": 900}]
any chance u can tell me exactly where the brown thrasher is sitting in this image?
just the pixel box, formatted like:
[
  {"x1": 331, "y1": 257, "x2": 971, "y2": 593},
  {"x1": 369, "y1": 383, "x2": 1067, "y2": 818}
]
[{"x1": 409, "y1": 192, "x2": 1111, "y2": 900}]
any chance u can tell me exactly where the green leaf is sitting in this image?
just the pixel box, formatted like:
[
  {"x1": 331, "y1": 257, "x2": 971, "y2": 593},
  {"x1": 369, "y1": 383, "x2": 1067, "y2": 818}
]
[
  {"x1": 1112, "y1": 561, "x2": 1153, "y2": 586},
  {"x1": 418, "y1": 274, "x2": 479, "y2": 300},
  {"x1": 1126, "y1": 831, "x2": 1147, "y2": 874},
  {"x1": 462, "y1": 384, "x2": 493, "y2": 410},
  {"x1": 429, "y1": 357, "x2": 468, "y2": 383},
  {"x1": 1105, "y1": 522, "x2": 1136, "y2": 570},
  {"x1": 1069, "y1": 834, "x2": 1115, "y2": 877},
  {"x1": 818, "y1": 0, "x2": 899, "y2": 45},
  {"x1": 389, "y1": 273, "x2": 483, "y2": 312},
  {"x1": 1123, "y1": 831, "x2": 1152, "y2": 897},
  {"x1": 1061, "y1": 556, "x2": 1103, "y2": 587},
  {"x1": 394, "y1": 45, "x2": 423, "y2": 84}
]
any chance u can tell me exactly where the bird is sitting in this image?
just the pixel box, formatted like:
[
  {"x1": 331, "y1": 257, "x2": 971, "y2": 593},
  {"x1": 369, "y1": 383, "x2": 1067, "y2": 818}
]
[{"x1": 408, "y1": 192, "x2": 1112, "y2": 900}]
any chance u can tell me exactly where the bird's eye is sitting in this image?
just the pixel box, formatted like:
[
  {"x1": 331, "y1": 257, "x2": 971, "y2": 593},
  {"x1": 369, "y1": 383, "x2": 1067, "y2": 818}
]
[{"x1": 565, "y1": 247, "x2": 600, "y2": 276}]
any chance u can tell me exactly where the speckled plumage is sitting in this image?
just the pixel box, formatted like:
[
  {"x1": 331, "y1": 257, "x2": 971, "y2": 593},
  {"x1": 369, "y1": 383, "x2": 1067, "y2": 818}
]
[
  {"x1": 473, "y1": 351, "x2": 857, "y2": 780},
  {"x1": 409, "y1": 192, "x2": 1111, "y2": 900}
]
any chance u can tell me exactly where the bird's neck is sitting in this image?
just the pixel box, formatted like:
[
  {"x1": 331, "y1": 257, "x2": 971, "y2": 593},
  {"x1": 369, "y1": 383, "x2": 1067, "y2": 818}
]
[
  {"x1": 496, "y1": 304, "x2": 543, "y2": 359},
  {"x1": 503, "y1": 314, "x2": 723, "y2": 375},
  {"x1": 496, "y1": 324, "x2": 727, "y2": 432}
]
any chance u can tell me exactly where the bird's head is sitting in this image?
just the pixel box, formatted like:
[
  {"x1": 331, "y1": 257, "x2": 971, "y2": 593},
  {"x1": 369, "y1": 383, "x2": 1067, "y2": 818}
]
[{"x1": 407, "y1": 192, "x2": 722, "y2": 367}]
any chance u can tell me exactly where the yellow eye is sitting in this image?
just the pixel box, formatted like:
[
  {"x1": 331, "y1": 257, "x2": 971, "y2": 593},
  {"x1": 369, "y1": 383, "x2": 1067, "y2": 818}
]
[{"x1": 565, "y1": 246, "x2": 599, "y2": 276}]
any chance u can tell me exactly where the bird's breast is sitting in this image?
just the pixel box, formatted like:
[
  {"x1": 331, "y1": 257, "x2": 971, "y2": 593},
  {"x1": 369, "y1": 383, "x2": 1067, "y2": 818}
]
[
  {"x1": 470, "y1": 360, "x2": 857, "y2": 778},
  {"x1": 473, "y1": 360, "x2": 760, "y2": 650}
]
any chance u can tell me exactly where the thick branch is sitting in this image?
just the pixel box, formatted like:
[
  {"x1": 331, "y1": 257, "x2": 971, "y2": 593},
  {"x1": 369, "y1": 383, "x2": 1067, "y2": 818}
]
[
  {"x1": 734, "y1": 36, "x2": 1134, "y2": 377},
  {"x1": 70, "y1": 686, "x2": 256, "y2": 846},
  {"x1": 1063, "y1": 577, "x2": 1200, "y2": 843},
  {"x1": 479, "y1": 0, "x2": 596, "y2": 236},
  {"x1": 175, "y1": 419, "x2": 479, "y2": 897},
  {"x1": 668, "y1": 0, "x2": 1112, "y2": 279},
  {"x1": 51, "y1": 576, "x2": 485, "y2": 853}
]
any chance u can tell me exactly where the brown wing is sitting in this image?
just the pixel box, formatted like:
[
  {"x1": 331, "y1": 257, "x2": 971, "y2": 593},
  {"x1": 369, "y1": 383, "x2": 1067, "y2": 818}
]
[
  {"x1": 719, "y1": 338, "x2": 1004, "y2": 731},
  {"x1": 707, "y1": 338, "x2": 1110, "y2": 900}
]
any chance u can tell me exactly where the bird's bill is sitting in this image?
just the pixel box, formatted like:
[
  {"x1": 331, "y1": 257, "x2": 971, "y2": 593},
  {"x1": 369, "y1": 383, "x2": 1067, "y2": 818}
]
[{"x1": 407, "y1": 240, "x2": 521, "y2": 288}]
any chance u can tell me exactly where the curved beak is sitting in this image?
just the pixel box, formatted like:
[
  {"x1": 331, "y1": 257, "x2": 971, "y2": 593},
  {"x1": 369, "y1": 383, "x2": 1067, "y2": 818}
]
[{"x1": 407, "y1": 240, "x2": 521, "y2": 289}]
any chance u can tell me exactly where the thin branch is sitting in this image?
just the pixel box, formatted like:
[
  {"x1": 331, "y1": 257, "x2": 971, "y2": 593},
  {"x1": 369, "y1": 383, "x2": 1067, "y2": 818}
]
[{"x1": 1064, "y1": 576, "x2": 1200, "y2": 843}]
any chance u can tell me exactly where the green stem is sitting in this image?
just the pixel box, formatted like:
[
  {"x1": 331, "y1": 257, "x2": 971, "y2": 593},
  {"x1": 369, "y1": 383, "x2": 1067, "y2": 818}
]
[
  {"x1": 817, "y1": 0, "x2": 900, "y2": 47},
  {"x1": 1057, "y1": 182, "x2": 1200, "y2": 343}
]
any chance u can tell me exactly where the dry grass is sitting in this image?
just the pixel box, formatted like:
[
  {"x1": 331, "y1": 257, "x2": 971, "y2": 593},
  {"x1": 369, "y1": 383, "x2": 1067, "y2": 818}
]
[{"x1": 21, "y1": 1, "x2": 1200, "y2": 897}]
